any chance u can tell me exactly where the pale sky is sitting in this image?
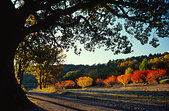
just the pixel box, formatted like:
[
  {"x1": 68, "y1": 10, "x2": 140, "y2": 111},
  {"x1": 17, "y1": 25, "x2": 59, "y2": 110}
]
[{"x1": 64, "y1": 37, "x2": 169, "y2": 65}]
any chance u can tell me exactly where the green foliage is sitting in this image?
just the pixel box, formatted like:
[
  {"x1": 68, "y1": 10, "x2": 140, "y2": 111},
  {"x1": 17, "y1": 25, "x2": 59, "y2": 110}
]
[
  {"x1": 63, "y1": 70, "x2": 83, "y2": 81},
  {"x1": 139, "y1": 58, "x2": 148, "y2": 71},
  {"x1": 160, "y1": 79, "x2": 169, "y2": 84},
  {"x1": 87, "y1": 70, "x2": 99, "y2": 81},
  {"x1": 125, "y1": 67, "x2": 133, "y2": 74}
]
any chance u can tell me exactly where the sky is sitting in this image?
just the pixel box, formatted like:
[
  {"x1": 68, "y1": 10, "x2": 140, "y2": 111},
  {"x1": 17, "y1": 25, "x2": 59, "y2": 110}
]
[{"x1": 64, "y1": 37, "x2": 169, "y2": 65}]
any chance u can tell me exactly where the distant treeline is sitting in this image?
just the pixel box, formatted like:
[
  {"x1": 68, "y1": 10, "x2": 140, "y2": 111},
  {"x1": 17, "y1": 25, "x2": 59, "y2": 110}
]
[{"x1": 60, "y1": 52, "x2": 169, "y2": 80}]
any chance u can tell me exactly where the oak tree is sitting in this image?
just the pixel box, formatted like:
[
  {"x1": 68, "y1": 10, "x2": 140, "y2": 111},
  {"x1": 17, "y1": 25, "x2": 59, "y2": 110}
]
[{"x1": 2, "y1": 0, "x2": 169, "y2": 110}]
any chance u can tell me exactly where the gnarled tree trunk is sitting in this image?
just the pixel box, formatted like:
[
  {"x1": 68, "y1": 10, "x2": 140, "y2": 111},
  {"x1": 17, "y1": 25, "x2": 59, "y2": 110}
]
[{"x1": 0, "y1": 1, "x2": 33, "y2": 110}]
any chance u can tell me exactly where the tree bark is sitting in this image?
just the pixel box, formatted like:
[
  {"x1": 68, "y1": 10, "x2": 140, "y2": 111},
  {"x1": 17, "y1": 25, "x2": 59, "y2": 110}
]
[{"x1": 0, "y1": 1, "x2": 34, "y2": 110}]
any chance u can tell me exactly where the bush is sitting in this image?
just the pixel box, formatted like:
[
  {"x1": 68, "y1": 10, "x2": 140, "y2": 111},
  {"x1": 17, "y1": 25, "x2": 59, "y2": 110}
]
[
  {"x1": 55, "y1": 82, "x2": 63, "y2": 89},
  {"x1": 103, "y1": 75, "x2": 116, "y2": 86},
  {"x1": 95, "y1": 78, "x2": 104, "y2": 86},
  {"x1": 160, "y1": 79, "x2": 169, "y2": 84},
  {"x1": 61, "y1": 80, "x2": 76, "y2": 89},
  {"x1": 76, "y1": 76, "x2": 93, "y2": 88}
]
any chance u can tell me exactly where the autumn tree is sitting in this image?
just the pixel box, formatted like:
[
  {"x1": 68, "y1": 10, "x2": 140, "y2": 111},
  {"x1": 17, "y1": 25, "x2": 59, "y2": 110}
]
[
  {"x1": 149, "y1": 54, "x2": 169, "y2": 70},
  {"x1": 103, "y1": 75, "x2": 116, "y2": 86},
  {"x1": 61, "y1": 80, "x2": 76, "y2": 89},
  {"x1": 146, "y1": 69, "x2": 166, "y2": 84},
  {"x1": 131, "y1": 70, "x2": 150, "y2": 84},
  {"x1": 2, "y1": 0, "x2": 169, "y2": 110},
  {"x1": 117, "y1": 74, "x2": 132, "y2": 87},
  {"x1": 76, "y1": 76, "x2": 93, "y2": 89}
]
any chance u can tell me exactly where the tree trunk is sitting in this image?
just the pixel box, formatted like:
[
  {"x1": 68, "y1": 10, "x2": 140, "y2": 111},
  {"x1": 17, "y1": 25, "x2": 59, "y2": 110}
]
[
  {"x1": 0, "y1": 1, "x2": 34, "y2": 110},
  {"x1": 1, "y1": 46, "x2": 33, "y2": 110},
  {"x1": 156, "y1": 79, "x2": 160, "y2": 84}
]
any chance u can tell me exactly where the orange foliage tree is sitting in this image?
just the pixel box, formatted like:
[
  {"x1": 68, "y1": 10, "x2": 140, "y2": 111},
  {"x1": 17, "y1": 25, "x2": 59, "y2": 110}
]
[
  {"x1": 131, "y1": 70, "x2": 150, "y2": 84},
  {"x1": 103, "y1": 75, "x2": 116, "y2": 86},
  {"x1": 95, "y1": 78, "x2": 104, "y2": 86},
  {"x1": 146, "y1": 69, "x2": 166, "y2": 84},
  {"x1": 117, "y1": 74, "x2": 132, "y2": 87},
  {"x1": 76, "y1": 76, "x2": 93, "y2": 88}
]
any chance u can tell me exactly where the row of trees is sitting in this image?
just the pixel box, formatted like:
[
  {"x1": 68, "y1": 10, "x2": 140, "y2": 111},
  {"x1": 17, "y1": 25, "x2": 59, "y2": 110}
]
[
  {"x1": 20, "y1": 52, "x2": 169, "y2": 90},
  {"x1": 56, "y1": 69, "x2": 167, "y2": 89}
]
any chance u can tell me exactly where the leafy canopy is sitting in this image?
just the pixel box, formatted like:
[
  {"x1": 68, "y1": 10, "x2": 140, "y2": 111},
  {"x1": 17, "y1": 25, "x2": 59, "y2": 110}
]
[{"x1": 12, "y1": 0, "x2": 169, "y2": 54}]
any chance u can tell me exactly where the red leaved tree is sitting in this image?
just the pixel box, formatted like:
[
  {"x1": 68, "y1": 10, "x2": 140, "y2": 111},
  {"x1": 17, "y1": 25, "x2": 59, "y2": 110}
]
[
  {"x1": 131, "y1": 70, "x2": 151, "y2": 84},
  {"x1": 103, "y1": 75, "x2": 116, "y2": 86},
  {"x1": 95, "y1": 78, "x2": 104, "y2": 86},
  {"x1": 146, "y1": 69, "x2": 166, "y2": 84},
  {"x1": 117, "y1": 74, "x2": 132, "y2": 87}
]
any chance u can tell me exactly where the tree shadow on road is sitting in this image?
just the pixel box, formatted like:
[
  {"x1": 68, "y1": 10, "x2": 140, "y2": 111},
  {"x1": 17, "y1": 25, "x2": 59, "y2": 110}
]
[{"x1": 28, "y1": 95, "x2": 85, "y2": 111}]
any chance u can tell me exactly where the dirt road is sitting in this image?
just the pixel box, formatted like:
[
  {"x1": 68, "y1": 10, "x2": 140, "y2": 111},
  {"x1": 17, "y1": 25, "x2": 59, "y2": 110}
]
[
  {"x1": 28, "y1": 92, "x2": 121, "y2": 111},
  {"x1": 28, "y1": 84, "x2": 169, "y2": 111}
]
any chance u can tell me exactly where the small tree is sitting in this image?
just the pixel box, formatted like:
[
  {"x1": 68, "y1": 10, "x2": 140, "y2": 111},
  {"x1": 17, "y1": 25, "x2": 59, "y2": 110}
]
[
  {"x1": 117, "y1": 74, "x2": 132, "y2": 87},
  {"x1": 61, "y1": 80, "x2": 76, "y2": 89},
  {"x1": 103, "y1": 75, "x2": 116, "y2": 86},
  {"x1": 76, "y1": 76, "x2": 93, "y2": 89},
  {"x1": 146, "y1": 69, "x2": 166, "y2": 84}
]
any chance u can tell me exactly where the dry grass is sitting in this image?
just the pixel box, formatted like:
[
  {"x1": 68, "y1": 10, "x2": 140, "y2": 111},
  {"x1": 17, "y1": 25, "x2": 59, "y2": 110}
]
[{"x1": 29, "y1": 86, "x2": 64, "y2": 94}]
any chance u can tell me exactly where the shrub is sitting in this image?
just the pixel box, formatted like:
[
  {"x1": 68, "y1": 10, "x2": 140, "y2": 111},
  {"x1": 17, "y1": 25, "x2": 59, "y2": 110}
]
[
  {"x1": 61, "y1": 80, "x2": 76, "y2": 89},
  {"x1": 95, "y1": 78, "x2": 104, "y2": 86},
  {"x1": 103, "y1": 75, "x2": 116, "y2": 86},
  {"x1": 117, "y1": 74, "x2": 132, "y2": 87},
  {"x1": 160, "y1": 79, "x2": 169, "y2": 84},
  {"x1": 55, "y1": 82, "x2": 63, "y2": 89},
  {"x1": 76, "y1": 76, "x2": 93, "y2": 88}
]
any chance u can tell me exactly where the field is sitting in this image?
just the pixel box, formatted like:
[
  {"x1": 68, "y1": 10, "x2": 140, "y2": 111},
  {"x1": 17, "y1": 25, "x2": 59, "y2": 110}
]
[{"x1": 28, "y1": 84, "x2": 169, "y2": 111}]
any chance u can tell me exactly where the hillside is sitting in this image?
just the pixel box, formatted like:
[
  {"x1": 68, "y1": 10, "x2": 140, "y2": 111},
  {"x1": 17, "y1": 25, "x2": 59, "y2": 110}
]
[{"x1": 61, "y1": 52, "x2": 169, "y2": 80}]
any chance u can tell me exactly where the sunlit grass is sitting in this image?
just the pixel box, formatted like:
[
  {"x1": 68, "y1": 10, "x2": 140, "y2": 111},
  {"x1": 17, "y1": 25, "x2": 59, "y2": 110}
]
[{"x1": 29, "y1": 86, "x2": 64, "y2": 94}]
